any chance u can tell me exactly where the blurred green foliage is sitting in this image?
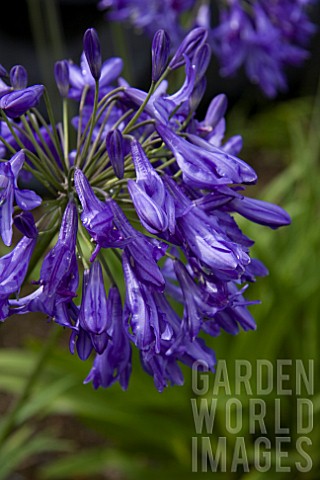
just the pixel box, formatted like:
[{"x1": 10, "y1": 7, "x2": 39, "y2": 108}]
[{"x1": 0, "y1": 94, "x2": 319, "y2": 479}]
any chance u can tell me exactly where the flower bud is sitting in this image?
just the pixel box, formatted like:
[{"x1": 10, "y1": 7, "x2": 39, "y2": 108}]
[
  {"x1": 79, "y1": 261, "x2": 110, "y2": 336},
  {"x1": 54, "y1": 60, "x2": 70, "y2": 97},
  {"x1": 229, "y1": 196, "x2": 291, "y2": 228},
  {"x1": 204, "y1": 94, "x2": 228, "y2": 130},
  {"x1": 106, "y1": 129, "x2": 125, "y2": 179},
  {"x1": 151, "y1": 30, "x2": 170, "y2": 82},
  {"x1": 169, "y1": 27, "x2": 208, "y2": 70},
  {"x1": 10, "y1": 65, "x2": 28, "y2": 90},
  {"x1": 193, "y1": 43, "x2": 211, "y2": 84},
  {"x1": 14, "y1": 212, "x2": 38, "y2": 239},
  {"x1": 0, "y1": 84, "x2": 44, "y2": 118},
  {"x1": 189, "y1": 77, "x2": 206, "y2": 112},
  {"x1": 83, "y1": 28, "x2": 102, "y2": 81}
]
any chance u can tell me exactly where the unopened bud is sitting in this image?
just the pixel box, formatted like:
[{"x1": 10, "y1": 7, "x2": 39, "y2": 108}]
[
  {"x1": 54, "y1": 60, "x2": 70, "y2": 97},
  {"x1": 106, "y1": 129, "x2": 125, "y2": 179},
  {"x1": 83, "y1": 28, "x2": 102, "y2": 81},
  {"x1": 10, "y1": 65, "x2": 28, "y2": 90},
  {"x1": 151, "y1": 30, "x2": 170, "y2": 82}
]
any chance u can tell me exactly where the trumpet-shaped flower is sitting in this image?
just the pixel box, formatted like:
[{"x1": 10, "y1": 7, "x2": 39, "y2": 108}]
[{"x1": 0, "y1": 151, "x2": 42, "y2": 246}]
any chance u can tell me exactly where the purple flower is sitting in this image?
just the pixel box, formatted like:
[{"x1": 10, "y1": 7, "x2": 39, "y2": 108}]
[
  {"x1": 0, "y1": 25, "x2": 293, "y2": 394},
  {"x1": 136, "y1": 289, "x2": 216, "y2": 391},
  {"x1": 78, "y1": 261, "x2": 110, "y2": 353},
  {"x1": 105, "y1": 129, "x2": 125, "y2": 179},
  {"x1": 127, "y1": 138, "x2": 175, "y2": 234},
  {"x1": 169, "y1": 27, "x2": 208, "y2": 70},
  {"x1": 10, "y1": 65, "x2": 28, "y2": 90},
  {"x1": 0, "y1": 151, "x2": 42, "y2": 246},
  {"x1": 202, "y1": 283, "x2": 258, "y2": 336},
  {"x1": 163, "y1": 177, "x2": 251, "y2": 279},
  {"x1": 0, "y1": 236, "x2": 36, "y2": 321},
  {"x1": 99, "y1": 0, "x2": 196, "y2": 47},
  {"x1": 10, "y1": 201, "x2": 79, "y2": 318},
  {"x1": 110, "y1": 200, "x2": 167, "y2": 290},
  {"x1": 196, "y1": 94, "x2": 228, "y2": 137},
  {"x1": 156, "y1": 122, "x2": 257, "y2": 189},
  {"x1": 83, "y1": 28, "x2": 102, "y2": 81},
  {"x1": 74, "y1": 168, "x2": 115, "y2": 251},
  {"x1": 152, "y1": 29, "x2": 170, "y2": 82},
  {"x1": 211, "y1": 1, "x2": 313, "y2": 97},
  {"x1": 84, "y1": 286, "x2": 132, "y2": 390},
  {"x1": 70, "y1": 323, "x2": 94, "y2": 361},
  {"x1": 123, "y1": 251, "x2": 161, "y2": 352},
  {"x1": 100, "y1": 1, "x2": 316, "y2": 97},
  {"x1": 13, "y1": 212, "x2": 37, "y2": 239},
  {"x1": 227, "y1": 195, "x2": 292, "y2": 229},
  {"x1": 68, "y1": 53, "x2": 123, "y2": 101},
  {"x1": 0, "y1": 84, "x2": 44, "y2": 118},
  {"x1": 173, "y1": 259, "x2": 227, "y2": 339},
  {"x1": 54, "y1": 60, "x2": 70, "y2": 97}
]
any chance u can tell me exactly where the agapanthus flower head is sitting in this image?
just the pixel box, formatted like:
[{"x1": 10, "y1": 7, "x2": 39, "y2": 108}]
[
  {"x1": 211, "y1": 0, "x2": 315, "y2": 97},
  {"x1": 0, "y1": 26, "x2": 291, "y2": 393}
]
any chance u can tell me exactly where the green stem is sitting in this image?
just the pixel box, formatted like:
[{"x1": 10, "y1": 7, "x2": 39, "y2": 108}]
[
  {"x1": 84, "y1": 101, "x2": 116, "y2": 174},
  {"x1": 0, "y1": 326, "x2": 61, "y2": 446},
  {"x1": 123, "y1": 82, "x2": 155, "y2": 134},
  {"x1": 77, "y1": 80, "x2": 100, "y2": 169},
  {"x1": 125, "y1": 118, "x2": 156, "y2": 134},
  {"x1": 63, "y1": 98, "x2": 70, "y2": 170},
  {"x1": 43, "y1": 89, "x2": 65, "y2": 162}
]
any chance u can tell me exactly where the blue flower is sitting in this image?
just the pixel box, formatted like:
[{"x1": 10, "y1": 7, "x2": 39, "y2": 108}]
[
  {"x1": 73, "y1": 168, "x2": 122, "y2": 259},
  {"x1": 127, "y1": 138, "x2": 175, "y2": 234},
  {"x1": 10, "y1": 201, "x2": 79, "y2": 318},
  {"x1": 54, "y1": 60, "x2": 70, "y2": 97},
  {"x1": 78, "y1": 262, "x2": 110, "y2": 354},
  {"x1": 123, "y1": 251, "x2": 165, "y2": 353},
  {"x1": 0, "y1": 25, "x2": 293, "y2": 393},
  {"x1": 68, "y1": 53, "x2": 123, "y2": 101},
  {"x1": 151, "y1": 29, "x2": 170, "y2": 82},
  {"x1": 0, "y1": 236, "x2": 36, "y2": 321},
  {"x1": 84, "y1": 286, "x2": 132, "y2": 390},
  {"x1": 110, "y1": 200, "x2": 167, "y2": 290},
  {"x1": 83, "y1": 28, "x2": 102, "y2": 81},
  {"x1": 211, "y1": 1, "x2": 312, "y2": 97},
  {"x1": 156, "y1": 122, "x2": 257, "y2": 189},
  {"x1": 105, "y1": 129, "x2": 125, "y2": 179},
  {"x1": 0, "y1": 84, "x2": 44, "y2": 118},
  {"x1": 0, "y1": 150, "x2": 42, "y2": 246}
]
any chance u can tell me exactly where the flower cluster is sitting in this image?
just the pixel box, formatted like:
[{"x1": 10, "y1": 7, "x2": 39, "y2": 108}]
[
  {"x1": 0, "y1": 27, "x2": 290, "y2": 391},
  {"x1": 98, "y1": 0, "x2": 317, "y2": 97},
  {"x1": 211, "y1": 0, "x2": 316, "y2": 97}
]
